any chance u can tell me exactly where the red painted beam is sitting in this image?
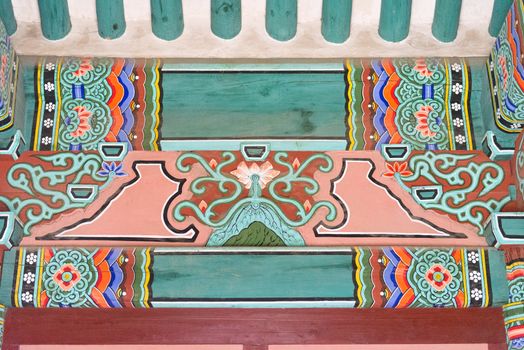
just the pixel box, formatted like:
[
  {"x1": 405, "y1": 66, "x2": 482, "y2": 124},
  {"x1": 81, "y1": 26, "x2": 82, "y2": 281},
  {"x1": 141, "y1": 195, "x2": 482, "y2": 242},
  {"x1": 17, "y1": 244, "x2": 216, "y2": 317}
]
[{"x1": 3, "y1": 308, "x2": 507, "y2": 348}]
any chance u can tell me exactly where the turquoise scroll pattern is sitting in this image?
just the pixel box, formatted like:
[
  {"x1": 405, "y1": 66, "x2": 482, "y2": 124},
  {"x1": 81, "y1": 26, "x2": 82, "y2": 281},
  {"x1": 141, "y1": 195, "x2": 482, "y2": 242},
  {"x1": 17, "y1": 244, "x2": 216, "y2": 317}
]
[
  {"x1": 173, "y1": 152, "x2": 337, "y2": 246},
  {"x1": 0, "y1": 152, "x2": 126, "y2": 235},
  {"x1": 389, "y1": 151, "x2": 510, "y2": 234}
]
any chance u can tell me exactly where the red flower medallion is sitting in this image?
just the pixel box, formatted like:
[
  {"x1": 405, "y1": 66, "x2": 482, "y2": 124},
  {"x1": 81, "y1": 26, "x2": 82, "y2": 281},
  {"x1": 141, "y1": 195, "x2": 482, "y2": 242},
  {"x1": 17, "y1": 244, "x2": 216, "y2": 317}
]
[
  {"x1": 425, "y1": 264, "x2": 452, "y2": 291},
  {"x1": 53, "y1": 263, "x2": 82, "y2": 291}
]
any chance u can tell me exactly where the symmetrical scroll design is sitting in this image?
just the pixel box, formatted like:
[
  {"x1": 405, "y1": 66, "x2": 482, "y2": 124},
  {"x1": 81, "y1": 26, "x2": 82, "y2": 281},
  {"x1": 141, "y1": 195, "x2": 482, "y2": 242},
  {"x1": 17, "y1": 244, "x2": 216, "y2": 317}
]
[{"x1": 173, "y1": 152, "x2": 337, "y2": 246}]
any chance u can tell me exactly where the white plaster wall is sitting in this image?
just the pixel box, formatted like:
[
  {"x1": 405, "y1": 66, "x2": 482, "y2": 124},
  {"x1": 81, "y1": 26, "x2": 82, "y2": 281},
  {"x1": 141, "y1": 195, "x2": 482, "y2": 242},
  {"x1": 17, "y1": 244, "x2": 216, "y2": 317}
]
[{"x1": 9, "y1": 0, "x2": 497, "y2": 58}]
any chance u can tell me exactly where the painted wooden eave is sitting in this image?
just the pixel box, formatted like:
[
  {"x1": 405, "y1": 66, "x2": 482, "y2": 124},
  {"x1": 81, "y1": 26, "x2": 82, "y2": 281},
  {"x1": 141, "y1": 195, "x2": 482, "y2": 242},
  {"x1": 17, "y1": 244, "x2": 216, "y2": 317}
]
[{"x1": 1, "y1": 0, "x2": 508, "y2": 59}]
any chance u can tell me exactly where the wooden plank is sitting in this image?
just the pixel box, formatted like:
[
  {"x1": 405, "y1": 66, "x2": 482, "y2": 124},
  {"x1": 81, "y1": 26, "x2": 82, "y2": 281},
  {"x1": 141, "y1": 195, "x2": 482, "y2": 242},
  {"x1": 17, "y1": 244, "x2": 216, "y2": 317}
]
[
  {"x1": 0, "y1": 0, "x2": 16, "y2": 35},
  {"x1": 152, "y1": 253, "x2": 354, "y2": 301},
  {"x1": 432, "y1": 0, "x2": 462, "y2": 42},
  {"x1": 37, "y1": 0, "x2": 71, "y2": 40},
  {"x1": 265, "y1": 0, "x2": 297, "y2": 41},
  {"x1": 211, "y1": 0, "x2": 241, "y2": 39},
  {"x1": 2, "y1": 308, "x2": 507, "y2": 346},
  {"x1": 151, "y1": 0, "x2": 184, "y2": 41},
  {"x1": 160, "y1": 71, "x2": 345, "y2": 139},
  {"x1": 378, "y1": 0, "x2": 412, "y2": 42},
  {"x1": 96, "y1": 0, "x2": 126, "y2": 39},
  {"x1": 321, "y1": 0, "x2": 351, "y2": 43},
  {"x1": 489, "y1": 0, "x2": 513, "y2": 37}
]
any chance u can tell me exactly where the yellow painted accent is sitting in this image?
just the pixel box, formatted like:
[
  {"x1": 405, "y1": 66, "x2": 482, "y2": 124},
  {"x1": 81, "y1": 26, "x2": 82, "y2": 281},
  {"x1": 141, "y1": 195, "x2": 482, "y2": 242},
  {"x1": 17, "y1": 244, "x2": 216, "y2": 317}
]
[
  {"x1": 480, "y1": 250, "x2": 490, "y2": 307},
  {"x1": 33, "y1": 60, "x2": 44, "y2": 150},
  {"x1": 53, "y1": 60, "x2": 63, "y2": 150},
  {"x1": 13, "y1": 249, "x2": 24, "y2": 307},
  {"x1": 345, "y1": 59, "x2": 355, "y2": 150},
  {"x1": 143, "y1": 248, "x2": 151, "y2": 307},
  {"x1": 505, "y1": 316, "x2": 524, "y2": 325},
  {"x1": 152, "y1": 60, "x2": 161, "y2": 151},
  {"x1": 460, "y1": 249, "x2": 469, "y2": 306},
  {"x1": 444, "y1": 60, "x2": 453, "y2": 150},
  {"x1": 36, "y1": 248, "x2": 45, "y2": 307},
  {"x1": 507, "y1": 260, "x2": 524, "y2": 270},
  {"x1": 461, "y1": 58, "x2": 474, "y2": 150}
]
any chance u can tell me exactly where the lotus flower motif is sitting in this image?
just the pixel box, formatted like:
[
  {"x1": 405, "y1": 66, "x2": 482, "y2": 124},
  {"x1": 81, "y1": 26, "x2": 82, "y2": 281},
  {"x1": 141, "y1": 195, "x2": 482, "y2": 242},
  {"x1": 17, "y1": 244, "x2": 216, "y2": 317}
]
[{"x1": 231, "y1": 161, "x2": 280, "y2": 190}]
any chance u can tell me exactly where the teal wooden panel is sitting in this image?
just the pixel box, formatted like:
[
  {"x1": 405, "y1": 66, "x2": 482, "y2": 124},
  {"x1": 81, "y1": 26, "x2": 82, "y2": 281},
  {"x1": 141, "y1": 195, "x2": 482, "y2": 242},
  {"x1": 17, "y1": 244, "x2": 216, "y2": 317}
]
[
  {"x1": 37, "y1": 0, "x2": 71, "y2": 40},
  {"x1": 321, "y1": 0, "x2": 351, "y2": 43},
  {"x1": 487, "y1": 249, "x2": 509, "y2": 306},
  {"x1": 378, "y1": 0, "x2": 412, "y2": 42},
  {"x1": 211, "y1": 0, "x2": 241, "y2": 39},
  {"x1": 160, "y1": 71, "x2": 346, "y2": 138},
  {"x1": 489, "y1": 0, "x2": 513, "y2": 36},
  {"x1": 432, "y1": 0, "x2": 461, "y2": 42},
  {"x1": 96, "y1": 0, "x2": 126, "y2": 39},
  {"x1": 152, "y1": 253, "x2": 354, "y2": 300},
  {"x1": 266, "y1": 0, "x2": 297, "y2": 41},
  {"x1": 0, "y1": 0, "x2": 16, "y2": 35},
  {"x1": 151, "y1": 0, "x2": 184, "y2": 40},
  {"x1": 0, "y1": 249, "x2": 16, "y2": 306}
]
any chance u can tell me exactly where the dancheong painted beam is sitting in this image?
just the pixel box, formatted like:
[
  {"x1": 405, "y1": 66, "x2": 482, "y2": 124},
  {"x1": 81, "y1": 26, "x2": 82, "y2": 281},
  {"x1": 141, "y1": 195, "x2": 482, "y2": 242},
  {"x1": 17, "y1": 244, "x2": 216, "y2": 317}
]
[{"x1": 0, "y1": 2, "x2": 524, "y2": 350}]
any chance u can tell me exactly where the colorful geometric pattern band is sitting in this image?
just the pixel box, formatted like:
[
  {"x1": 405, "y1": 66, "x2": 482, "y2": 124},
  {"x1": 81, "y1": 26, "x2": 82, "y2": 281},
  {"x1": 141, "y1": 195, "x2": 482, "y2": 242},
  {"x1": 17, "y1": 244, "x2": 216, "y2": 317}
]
[
  {"x1": 354, "y1": 247, "x2": 493, "y2": 308},
  {"x1": 12, "y1": 248, "x2": 152, "y2": 308},
  {"x1": 0, "y1": 20, "x2": 18, "y2": 133},
  {"x1": 488, "y1": 0, "x2": 524, "y2": 134},
  {"x1": 504, "y1": 249, "x2": 524, "y2": 350},
  {"x1": 32, "y1": 57, "x2": 162, "y2": 151},
  {"x1": 346, "y1": 58, "x2": 474, "y2": 151}
]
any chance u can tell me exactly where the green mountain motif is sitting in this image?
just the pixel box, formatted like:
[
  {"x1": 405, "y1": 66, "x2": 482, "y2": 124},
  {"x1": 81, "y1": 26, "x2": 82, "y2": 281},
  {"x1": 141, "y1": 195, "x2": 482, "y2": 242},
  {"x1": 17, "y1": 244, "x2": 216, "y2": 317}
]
[{"x1": 223, "y1": 221, "x2": 286, "y2": 246}]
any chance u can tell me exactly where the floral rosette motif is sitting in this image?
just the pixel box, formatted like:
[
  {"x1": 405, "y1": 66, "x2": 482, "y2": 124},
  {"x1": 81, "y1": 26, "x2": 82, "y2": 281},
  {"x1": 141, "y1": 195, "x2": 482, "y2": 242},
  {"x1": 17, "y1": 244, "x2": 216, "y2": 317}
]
[
  {"x1": 407, "y1": 249, "x2": 462, "y2": 306},
  {"x1": 42, "y1": 250, "x2": 98, "y2": 307}
]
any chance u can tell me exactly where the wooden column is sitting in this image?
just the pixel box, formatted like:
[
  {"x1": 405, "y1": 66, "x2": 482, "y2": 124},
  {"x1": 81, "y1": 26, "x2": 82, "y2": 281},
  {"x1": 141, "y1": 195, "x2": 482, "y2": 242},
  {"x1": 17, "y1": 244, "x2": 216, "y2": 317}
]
[
  {"x1": 378, "y1": 0, "x2": 412, "y2": 42},
  {"x1": 489, "y1": 0, "x2": 513, "y2": 36},
  {"x1": 151, "y1": 0, "x2": 184, "y2": 40},
  {"x1": 37, "y1": 0, "x2": 71, "y2": 40},
  {"x1": 321, "y1": 0, "x2": 352, "y2": 43},
  {"x1": 432, "y1": 0, "x2": 462, "y2": 42},
  {"x1": 96, "y1": 0, "x2": 126, "y2": 39},
  {"x1": 0, "y1": 0, "x2": 16, "y2": 35},
  {"x1": 211, "y1": 0, "x2": 241, "y2": 39},
  {"x1": 266, "y1": 0, "x2": 297, "y2": 41}
]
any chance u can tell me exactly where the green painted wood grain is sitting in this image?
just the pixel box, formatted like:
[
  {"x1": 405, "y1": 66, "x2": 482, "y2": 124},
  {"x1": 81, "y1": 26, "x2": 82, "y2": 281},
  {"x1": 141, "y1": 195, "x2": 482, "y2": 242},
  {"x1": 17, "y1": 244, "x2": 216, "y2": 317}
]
[
  {"x1": 432, "y1": 0, "x2": 462, "y2": 42},
  {"x1": 321, "y1": 0, "x2": 351, "y2": 43},
  {"x1": 0, "y1": 0, "x2": 16, "y2": 35},
  {"x1": 96, "y1": 0, "x2": 126, "y2": 39},
  {"x1": 160, "y1": 71, "x2": 346, "y2": 138},
  {"x1": 489, "y1": 0, "x2": 513, "y2": 37},
  {"x1": 266, "y1": 0, "x2": 297, "y2": 41},
  {"x1": 37, "y1": 0, "x2": 71, "y2": 40},
  {"x1": 378, "y1": 0, "x2": 412, "y2": 42},
  {"x1": 151, "y1": 0, "x2": 184, "y2": 40},
  {"x1": 152, "y1": 253, "x2": 354, "y2": 300},
  {"x1": 211, "y1": 0, "x2": 241, "y2": 39},
  {"x1": 487, "y1": 249, "x2": 510, "y2": 306}
]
